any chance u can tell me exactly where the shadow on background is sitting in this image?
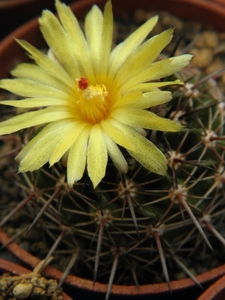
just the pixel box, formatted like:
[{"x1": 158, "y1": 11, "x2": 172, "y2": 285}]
[{"x1": 0, "y1": 0, "x2": 77, "y2": 41}]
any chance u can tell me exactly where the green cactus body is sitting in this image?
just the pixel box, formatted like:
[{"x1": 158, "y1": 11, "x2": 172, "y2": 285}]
[{"x1": 6, "y1": 64, "x2": 223, "y2": 292}]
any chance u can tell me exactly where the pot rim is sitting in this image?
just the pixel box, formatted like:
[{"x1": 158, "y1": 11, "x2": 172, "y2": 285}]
[
  {"x1": 1, "y1": 0, "x2": 225, "y2": 78},
  {"x1": 1, "y1": 226, "x2": 225, "y2": 296},
  {"x1": 197, "y1": 274, "x2": 225, "y2": 300},
  {"x1": 0, "y1": 0, "x2": 39, "y2": 9},
  {"x1": 1, "y1": 0, "x2": 225, "y2": 296}
]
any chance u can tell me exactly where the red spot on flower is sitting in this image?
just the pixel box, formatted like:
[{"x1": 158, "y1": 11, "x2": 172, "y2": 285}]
[{"x1": 78, "y1": 77, "x2": 89, "y2": 90}]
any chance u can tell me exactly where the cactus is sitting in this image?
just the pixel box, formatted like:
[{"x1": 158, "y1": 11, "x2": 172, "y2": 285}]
[
  {"x1": 1, "y1": 63, "x2": 224, "y2": 299},
  {"x1": 0, "y1": 2, "x2": 225, "y2": 300}
]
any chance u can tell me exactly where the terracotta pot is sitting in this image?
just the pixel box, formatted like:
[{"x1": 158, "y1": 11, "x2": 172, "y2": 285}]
[
  {"x1": 1, "y1": 229, "x2": 225, "y2": 300},
  {"x1": 197, "y1": 275, "x2": 225, "y2": 300},
  {"x1": 0, "y1": 257, "x2": 72, "y2": 300},
  {"x1": 206, "y1": 0, "x2": 225, "y2": 8},
  {"x1": 0, "y1": 0, "x2": 77, "y2": 40},
  {"x1": 0, "y1": 0, "x2": 225, "y2": 299},
  {"x1": 1, "y1": 0, "x2": 225, "y2": 79},
  {"x1": 0, "y1": 0, "x2": 54, "y2": 40}
]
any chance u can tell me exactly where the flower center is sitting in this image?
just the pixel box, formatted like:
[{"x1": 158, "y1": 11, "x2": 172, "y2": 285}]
[{"x1": 76, "y1": 77, "x2": 109, "y2": 124}]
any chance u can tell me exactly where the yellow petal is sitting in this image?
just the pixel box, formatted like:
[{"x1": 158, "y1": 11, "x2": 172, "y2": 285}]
[
  {"x1": 103, "y1": 132, "x2": 128, "y2": 174},
  {"x1": 115, "y1": 29, "x2": 173, "y2": 86},
  {"x1": 101, "y1": 119, "x2": 135, "y2": 151},
  {"x1": 0, "y1": 106, "x2": 71, "y2": 135},
  {"x1": 11, "y1": 63, "x2": 75, "y2": 96},
  {"x1": 127, "y1": 133, "x2": 167, "y2": 175},
  {"x1": 108, "y1": 15, "x2": 158, "y2": 79},
  {"x1": 84, "y1": 1, "x2": 113, "y2": 83},
  {"x1": 39, "y1": 9, "x2": 79, "y2": 80},
  {"x1": 134, "y1": 91, "x2": 172, "y2": 109},
  {"x1": 0, "y1": 79, "x2": 70, "y2": 99},
  {"x1": 16, "y1": 39, "x2": 74, "y2": 87},
  {"x1": 132, "y1": 79, "x2": 183, "y2": 92},
  {"x1": 55, "y1": 0, "x2": 94, "y2": 78},
  {"x1": 113, "y1": 91, "x2": 172, "y2": 110},
  {"x1": 121, "y1": 54, "x2": 192, "y2": 92},
  {"x1": 98, "y1": 0, "x2": 113, "y2": 82},
  {"x1": 111, "y1": 108, "x2": 182, "y2": 132},
  {"x1": 104, "y1": 120, "x2": 167, "y2": 175},
  {"x1": 84, "y1": 5, "x2": 103, "y2": 74},
  {"x1": 17, "y1": 120, "x2": 75, "y2": 171},
  {"x1": 67, "y1": 126, "x2": 90, "y2": 186},
  {"x1": 87, "y1": 124, "x2": 108, "y2": 188},
  {"x1": 113, "y1": 91, "x2": 142, "y2": 109},
  {"x1": 49, "y1": 121, "x2": 87, "y2": 166},
  {"x1": 0, "y1": 98, "x2": 69, "y2": 108}
]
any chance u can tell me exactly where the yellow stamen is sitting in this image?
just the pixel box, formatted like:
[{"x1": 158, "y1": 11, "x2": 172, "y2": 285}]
[{"x1": 76, "y1": 78, "x2": 110, "y2": 124}]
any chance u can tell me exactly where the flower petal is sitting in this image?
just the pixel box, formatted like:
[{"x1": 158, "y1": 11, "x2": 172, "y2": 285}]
[
  {"x1": 103, "y1": 120, "x2": 167, "y2": 175},
  {"x1": 101, "y1": 119, "x2": 135, "y2": 151},
  {"x1": 17, "y1": 120, "x2": 75, "y2": 171},
  {"x1": 98, "y1": 0, "x2": 113, "y2": 82},
  {"x1": 121, "y1": 54, "x2": 192, "y2": 92},
  {"x1": 132, "y1": 79, "x2": 183, "y2": 92},
  {"x1": 49, "y1": 121, "x2": 87, "y2": 165},
  {"x1": 112, "y1": 90, "x2": 142, "y2": 108},
  {"x1": 103, "y1": 132, "x2": 128, "y2": 174},
  {"x1": 11, "y1": 63, "x2": 75, "y2": 96},
  {"x1": 135, "y1": 91, "x2": 172, "y2": 109},
  {"x1": 0, "y1": 79, "x2": 70, "y2": 99},
  {"x1": 84, "y1": 5, "x2": 103, "y2": 74},
  {"x1": 127, "y1": 133, "x2": 167, "y2": 175},
  {"x1": 0, "y1": 98, "x2": 69, "y2": 108},
  {"x1": 55, "y1": 0, "x2": 94, "y2": 78},
  {"x1": 16, "y1": 39, "x2": 74, "y2": 87},
  {"x1": 87, "y1": 124, "x2": 108, "y2": 188},
  {"x1": 67, "y1": 126, "x2": 90, "y2": 186},
  {"x1": 0, "y1": 106, "x2": 71, "y2": 135},
  {"x1": 111, "y1": 108, "x2": 182, "y2": 132},
  {"x1": 113, "y1": 91, "x2": 172, "y2": 110},
  {"x1": 39, "y1": 9, "x2": 80, "y2": 80},
  {"x1": 84, "y1": 1, "x2": 113, "y2": 83},
  {"x1": 115, "y1": 29, "x2": 173, "y2": 86},
  {"x1": 108, "y1": 15, "x2": 158, "y2": 79}
]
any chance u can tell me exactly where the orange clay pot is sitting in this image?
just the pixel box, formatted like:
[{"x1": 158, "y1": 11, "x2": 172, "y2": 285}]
[
  {"x1": 1, "y1": 228, "x2": 225, "y2": 300},
  {"x1": 197, "y1": 275, "x2": 225, "y2": 300},
  {"x1": 0, "y1": 0, "x2": 77, "y2": 40},
  {"x1": 0, "y1": 0, "x2": 225, "y2": 299}
]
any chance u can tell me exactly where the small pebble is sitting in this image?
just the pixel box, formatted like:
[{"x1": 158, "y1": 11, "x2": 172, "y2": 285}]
[
  {"x1": 175, "y1": 271, "x2": 186, "y2": 280},
  {"x1": 190, "y1": 47, "x2": 213, "y2": 68},
  {"x1": 206, "y1": 57, "x2": 225, "y2": 74},
  {"x1": 195, "y1": 30, "x2": 219, "y2": 48},
  {"x1": 13, "y1": 282, "x2": 33, "y2": 299}
]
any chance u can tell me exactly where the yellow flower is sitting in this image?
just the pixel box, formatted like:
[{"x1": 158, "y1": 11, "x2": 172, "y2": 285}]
[{"x1": 0, "y1": 0, "x2": 192, "y2": 188}]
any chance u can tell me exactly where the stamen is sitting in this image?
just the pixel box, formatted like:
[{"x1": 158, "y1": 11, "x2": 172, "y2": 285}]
[{"x1": 76, "y1": 78, "x2": 110, "y2": 124}]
